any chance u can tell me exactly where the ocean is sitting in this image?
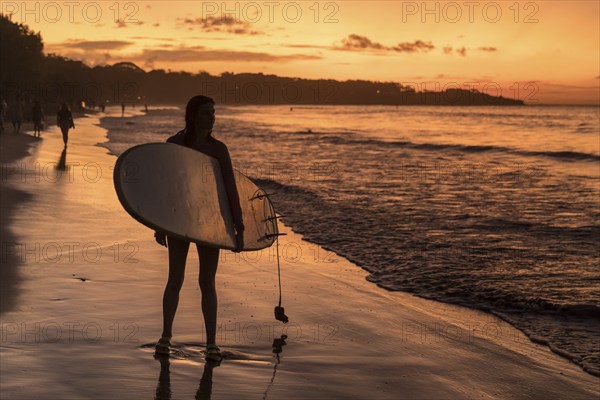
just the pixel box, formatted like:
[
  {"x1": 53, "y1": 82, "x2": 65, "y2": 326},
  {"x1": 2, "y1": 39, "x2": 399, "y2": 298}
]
[{"x1": 100, "y1": 104, "x2": 600, "y2": 376}]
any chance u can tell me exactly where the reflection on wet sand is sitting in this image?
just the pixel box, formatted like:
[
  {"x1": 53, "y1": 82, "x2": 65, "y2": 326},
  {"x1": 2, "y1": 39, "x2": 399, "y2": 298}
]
[{"x1": 153, "y1": 336, "x2": 288, "y2": 400}]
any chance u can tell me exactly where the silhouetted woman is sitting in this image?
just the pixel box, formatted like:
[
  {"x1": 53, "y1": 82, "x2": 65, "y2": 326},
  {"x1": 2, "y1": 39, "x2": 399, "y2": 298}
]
[
  {"x1": 9, "y1": 97, "x2": 23, "y2": 134},
  {"x1": 31, "y1": 101, "x2": 44, "y2": 137},
  {"x1": 56, "y1": 103, "x2": 75, "y2": 147},
  {"x1": 154, "y1": 95, "x2": 244, "y2": 362}
]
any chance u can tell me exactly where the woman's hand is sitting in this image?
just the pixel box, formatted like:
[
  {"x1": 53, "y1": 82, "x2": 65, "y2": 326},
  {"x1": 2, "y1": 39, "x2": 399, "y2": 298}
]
[
  {"x1": 154, "y1": 231, "x2": 167, "y2": 247},
  {"x1": 233, "y1": 230, "x2": 244, "y2": 253}
]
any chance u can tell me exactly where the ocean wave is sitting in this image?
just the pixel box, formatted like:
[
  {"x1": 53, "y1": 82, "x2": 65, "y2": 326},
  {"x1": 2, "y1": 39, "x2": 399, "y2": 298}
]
[{"x1": 300, "y1": 133, "x2": 600, "y2": 162}]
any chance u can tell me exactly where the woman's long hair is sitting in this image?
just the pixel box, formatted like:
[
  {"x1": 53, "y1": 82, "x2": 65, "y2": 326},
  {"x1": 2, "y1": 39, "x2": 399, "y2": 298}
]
[{"x1": 183, "y1": 95, "x2": 215, "y2": 146}]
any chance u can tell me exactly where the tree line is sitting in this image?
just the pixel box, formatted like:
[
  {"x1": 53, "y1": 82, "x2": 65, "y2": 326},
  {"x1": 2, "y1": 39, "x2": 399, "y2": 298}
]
[{"x1": 0, "y1": 14, "x2": 523, "y2": 111}]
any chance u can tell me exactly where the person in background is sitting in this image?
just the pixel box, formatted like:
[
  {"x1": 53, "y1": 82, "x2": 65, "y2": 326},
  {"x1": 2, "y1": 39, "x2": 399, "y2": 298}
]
[
  {"x1": 0, "y1": 97, "x2": 7, "y2": 133},
  {"x1": 56, "y1": 102, "x2": 75, "y2": 147},
  {"x1": 9, "y1": 97, "x2": 23, "y2": 134},
  {"x1": 31, "y1": 101, "x2": 44, "y2": 137}
]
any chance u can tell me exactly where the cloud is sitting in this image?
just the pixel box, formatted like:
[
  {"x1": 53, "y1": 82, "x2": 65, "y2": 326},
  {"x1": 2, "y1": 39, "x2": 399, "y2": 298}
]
[
  {"x1": 442, "y1": 46, "x2": 467, "y2": 56},
  {"x1": 176, "y1": 15, "x2": 263, "y2": 35},
  {"x1": 338, "y1": 34, "x2": 386, "y2": 50},
  {"x1": 478, "y1": 47, "x2": 497, "y2": 52},
  {"x1": 47, "y1": 40, "x2": 133, "y2": 51},
  {"x1": 334, "y1": 34, "x2": 434, "y2": 53},
  {"x1": 128, "y1": 36, "x2": 175, "y2": 41},
  {"x1": 283, "y1": 44, "x2": 330, "y2": 49},
  {"x1": 115, "y1": 19, "x2": 145, "y2": 28},
  {"x1": 130, "y1": 47, "x2": 320, "y2": 64},
  {"x1": 391, "y1": 40, "x2": 435, "y2": 53}
]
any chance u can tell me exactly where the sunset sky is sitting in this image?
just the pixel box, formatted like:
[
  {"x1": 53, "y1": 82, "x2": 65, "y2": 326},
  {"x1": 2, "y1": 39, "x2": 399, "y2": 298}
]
[{"x1": 3, "y1": 1, "x2": 599, "y2": 104}]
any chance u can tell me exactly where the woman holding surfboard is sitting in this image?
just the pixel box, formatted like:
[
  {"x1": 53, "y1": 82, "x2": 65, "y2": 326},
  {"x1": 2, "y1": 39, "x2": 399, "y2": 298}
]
[{"x1": 154, "y1": 95, "x2": 244, "y2": 361}]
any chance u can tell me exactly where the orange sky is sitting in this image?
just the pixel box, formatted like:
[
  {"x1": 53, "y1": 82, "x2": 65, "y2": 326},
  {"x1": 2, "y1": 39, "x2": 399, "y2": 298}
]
[{"x1": 3, "y1": 1, "x2": 599, "y2": 104}]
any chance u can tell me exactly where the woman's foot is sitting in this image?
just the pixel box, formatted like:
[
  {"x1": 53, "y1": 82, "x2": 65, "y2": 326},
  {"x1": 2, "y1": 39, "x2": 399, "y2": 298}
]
[
  {"x1": 205, "y1": 344, "x2": 222, "y2": 361},
  {"x1": 155, "y1": 336, "x2": 171, "y2": 355}
]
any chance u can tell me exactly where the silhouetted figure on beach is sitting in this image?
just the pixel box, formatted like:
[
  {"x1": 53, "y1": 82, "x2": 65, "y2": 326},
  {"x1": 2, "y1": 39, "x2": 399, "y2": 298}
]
[
  {"x1": 57, "y1": 103, "x2": 75, "y2": 147},
  {"x1": 101, "y1": 101, "x2": 106, "y2": 112},
  {"x1": 0, "y1": 97, "x2": 6, "y2": 133},
  {"x1": 8, "y1": 97, "x2": 23, "y2": 134},
  {"x1": 154, "y1": 95, "x2": 244, "y2": 362},
  {"x1": 31, "y1": 101, "x2": 44, "y2": 137},
  {"x1": 121, "y1": 102, "x2": 125, "y2": 117}
]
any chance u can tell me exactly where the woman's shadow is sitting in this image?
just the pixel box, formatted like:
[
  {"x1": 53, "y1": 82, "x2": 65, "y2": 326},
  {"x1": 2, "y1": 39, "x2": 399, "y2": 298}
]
[{"x1": 56, "y1": 147, "x2": 68, "y2": 171}]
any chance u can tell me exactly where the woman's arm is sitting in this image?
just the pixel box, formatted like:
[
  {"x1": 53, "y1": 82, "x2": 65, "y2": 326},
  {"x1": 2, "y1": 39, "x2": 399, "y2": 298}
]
[{"x1": 217, "y1": 143, "x2": 245, "y2": 233}]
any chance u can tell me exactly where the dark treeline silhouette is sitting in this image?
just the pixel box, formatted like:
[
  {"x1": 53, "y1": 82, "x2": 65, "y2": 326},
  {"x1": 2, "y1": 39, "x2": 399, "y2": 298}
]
[{"x1": 1, "y1": 14, "x2": 523, "y2": 111}]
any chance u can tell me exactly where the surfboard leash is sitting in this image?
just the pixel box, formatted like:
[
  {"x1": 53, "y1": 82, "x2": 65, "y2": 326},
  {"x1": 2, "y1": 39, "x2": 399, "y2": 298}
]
[{"x1": 254, "y1": 188, "x2": 289, "y2": 324}]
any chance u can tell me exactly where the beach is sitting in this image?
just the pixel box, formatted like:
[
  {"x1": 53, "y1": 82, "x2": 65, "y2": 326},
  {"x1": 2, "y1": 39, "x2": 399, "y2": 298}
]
[{"x1": 0, "y1": 111, "x2": 598, "y2": 399}]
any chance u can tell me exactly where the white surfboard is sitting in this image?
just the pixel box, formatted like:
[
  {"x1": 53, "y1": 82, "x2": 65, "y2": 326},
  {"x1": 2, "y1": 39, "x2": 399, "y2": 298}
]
[{"x1": 113, "y1": 143, "x2": 277, "y2": 251}]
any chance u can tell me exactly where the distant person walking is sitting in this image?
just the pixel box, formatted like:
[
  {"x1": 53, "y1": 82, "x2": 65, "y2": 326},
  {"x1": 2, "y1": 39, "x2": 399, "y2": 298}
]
[
  {"x1": 31, "y1": 101, "x2": 44, "y2": 137},
  {"x1": 57, "y1": 103, "x2": 75, "y2": 147},
  {"x1": 8, "y1": 98, "x2": 23, "y2": 134},
  {"x1": 0, "y1": 97, "x2": 7, "y2": 133},
  {"x1": 121, "y1": 102, "x2": 125, "y2": 117}
]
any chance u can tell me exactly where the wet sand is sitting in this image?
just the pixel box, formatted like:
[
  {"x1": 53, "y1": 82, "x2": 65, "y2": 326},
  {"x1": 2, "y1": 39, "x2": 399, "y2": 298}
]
[{"x1": 0, "y1": 114, "x2": 598, "y2": 399}]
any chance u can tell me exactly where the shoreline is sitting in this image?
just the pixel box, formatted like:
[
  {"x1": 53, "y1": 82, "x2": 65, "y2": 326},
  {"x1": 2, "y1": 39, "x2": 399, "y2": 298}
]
[
  {"x1": 0, "y1": 112, "x2": 597, "y2": 398},
  {"x1": 0, "y1": 132, "x2": 39, "y2": 313},
  {"x1": 0, "y1": 110, "x2": 89, "y2": 313}
]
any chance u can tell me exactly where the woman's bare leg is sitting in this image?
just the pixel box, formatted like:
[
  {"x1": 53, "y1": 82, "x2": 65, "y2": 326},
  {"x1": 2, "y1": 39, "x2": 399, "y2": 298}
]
[
  {"x1": 161, "y1": 236, "x2": 190, "y2": 338},
  {"x1": 197, "y1": 245, "x2": 220, "y2": 345}
]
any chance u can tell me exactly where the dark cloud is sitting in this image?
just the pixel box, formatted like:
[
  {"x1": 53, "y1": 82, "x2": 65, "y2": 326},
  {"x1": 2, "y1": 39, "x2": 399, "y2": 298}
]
[
  {"x1": 176, "y1": 15, "x2": 263, "y2": 35},
  {"x1": 478, "y1": 47, "x2": 497, "y2": 52},
  {"x1": 391, "y1": 40, "x2": 435, "y2": 53},
  {"x1": 339, "y1": 34, "x2": 386, "y2": 50},
  {"x1": 334, "y1": 34, "x2": 434, "y2": 53},
  {"x1": 283, "y1": 44, "x2": 330, "y2": 49},
  {"x1": 48, "y1": 40, "x2": 133, "y2": 51},
  {"x1": 131, "y1": 47, "x2": 320, "y2": 64},
  {"x1": 115, "y1": 19, "x2": 145, "y2": 28}
]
